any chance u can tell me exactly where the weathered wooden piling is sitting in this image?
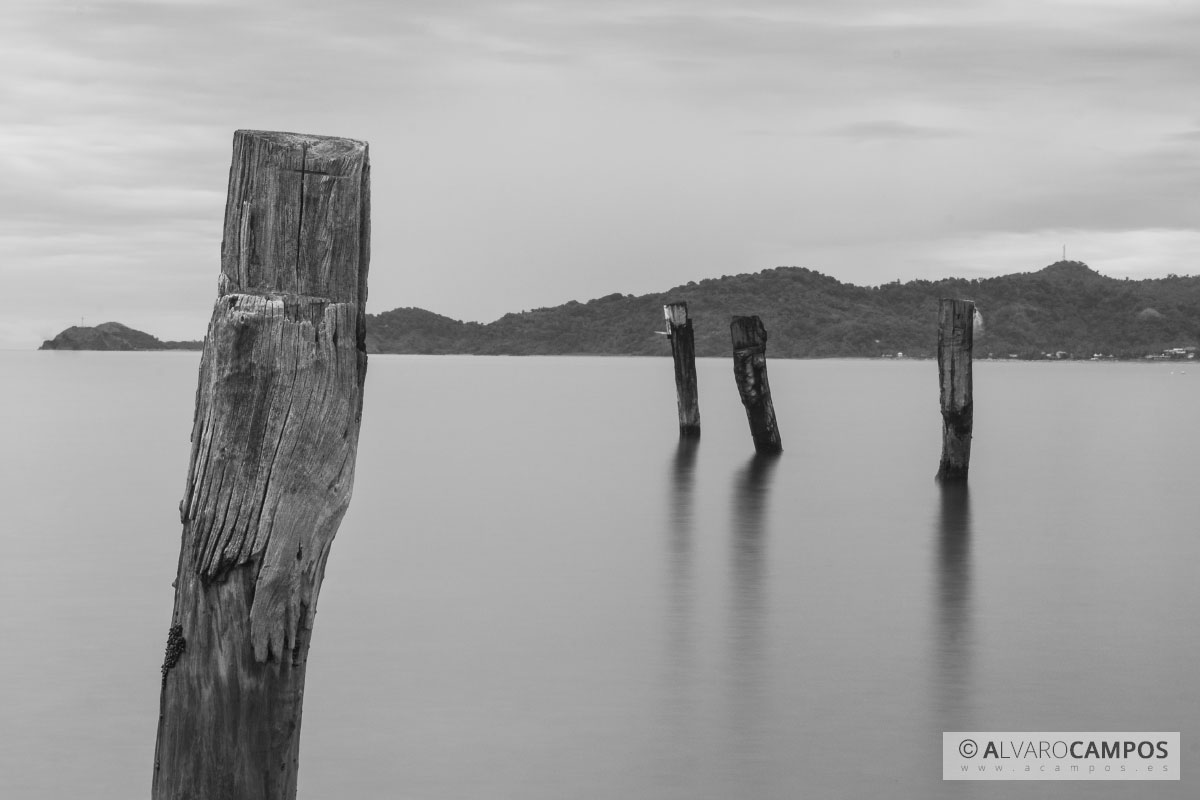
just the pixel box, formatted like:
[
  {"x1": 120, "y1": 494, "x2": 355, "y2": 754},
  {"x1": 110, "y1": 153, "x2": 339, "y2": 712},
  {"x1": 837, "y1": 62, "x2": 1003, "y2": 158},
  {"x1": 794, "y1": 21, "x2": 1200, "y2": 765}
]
[
  {"x1": 664, "y1": 302, "x2": 700, "y2": 438},
  {"x1": 153, "y1": 130, "x2": 370, "y2": 800},
  {"x1": 936, "y1": 298, "x2": 974, "y2": 482},
  {"x1": 730, "y1": 315, "x2": 782, "y2": 454}
]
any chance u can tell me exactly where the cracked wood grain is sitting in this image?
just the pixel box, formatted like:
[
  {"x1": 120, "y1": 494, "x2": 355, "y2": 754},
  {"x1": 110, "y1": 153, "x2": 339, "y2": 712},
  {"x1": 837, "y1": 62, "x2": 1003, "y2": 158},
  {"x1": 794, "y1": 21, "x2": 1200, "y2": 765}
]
[
  {"x1": 937, "y1": 298, "x2": 974, "y2": 482},
  {"x1": 664, "y1": 302, "x2": 700, "y2": 438},
  {"x1": 153, "y1": 130, "x2": 370, "y2": 800},
  {"x1": 731, "y1": 315, "x2": 782, "y2": 454}
]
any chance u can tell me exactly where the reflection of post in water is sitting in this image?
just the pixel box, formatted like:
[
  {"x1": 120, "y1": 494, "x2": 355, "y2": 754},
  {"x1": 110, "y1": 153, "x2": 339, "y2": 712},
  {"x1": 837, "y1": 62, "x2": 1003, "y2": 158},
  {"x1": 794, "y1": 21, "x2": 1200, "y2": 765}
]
[
  {"x1": 934, "y1": 483, "x2": 974, "y2": 724},
  {"x1": 667, "y1": 437, "x2": 699, "y2": 673},
  {"x1": 728, "y1": 452, "x2": 778, "y2": 784},
  {"x1": 731, "y1": 453, "x2": 778, "y2": 618},
  {"x1": 659, "y1": 438, "x2": 700, "y2": 776}
]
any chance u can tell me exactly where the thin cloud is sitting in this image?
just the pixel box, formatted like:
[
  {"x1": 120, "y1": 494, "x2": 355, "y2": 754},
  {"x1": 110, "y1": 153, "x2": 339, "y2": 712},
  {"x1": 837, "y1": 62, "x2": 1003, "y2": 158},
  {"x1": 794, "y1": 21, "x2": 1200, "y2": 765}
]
[
  {"x1": 826, "y1": 120, "x2": 964, "y2": 141},
  {"x1": 983, "y1": 137, "x2": 1200, "y2": 233}
]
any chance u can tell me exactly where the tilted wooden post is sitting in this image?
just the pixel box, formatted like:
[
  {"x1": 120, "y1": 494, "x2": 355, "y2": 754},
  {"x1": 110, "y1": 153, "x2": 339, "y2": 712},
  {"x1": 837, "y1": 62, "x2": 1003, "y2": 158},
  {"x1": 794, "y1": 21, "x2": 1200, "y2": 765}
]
[
  {"x1": 936, "y1": 298, "x2": 974, "y2": 482},
  {"x1": 664, "y1": 301, "x2": 700, "y2": 438},
  {"x1": 153, "y1": 130, "x2": 370, "y2": 799},
  {"x1": 730, "y1": 315, "x2": 782, "y2": 454}
]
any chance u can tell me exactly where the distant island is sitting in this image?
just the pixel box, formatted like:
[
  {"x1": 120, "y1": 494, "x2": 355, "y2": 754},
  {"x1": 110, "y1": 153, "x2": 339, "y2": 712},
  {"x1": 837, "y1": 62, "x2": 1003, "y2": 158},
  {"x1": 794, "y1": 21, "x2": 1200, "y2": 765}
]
[
  {"x1": 41, "y1": 261, "x2": 1200, "y2": 359},
  {"x1": 39, "y1": 322, "x2": 202, "y2": 351},
  {"x1": 367, "y1": 261, "x2": 1200, "y2": 360}
]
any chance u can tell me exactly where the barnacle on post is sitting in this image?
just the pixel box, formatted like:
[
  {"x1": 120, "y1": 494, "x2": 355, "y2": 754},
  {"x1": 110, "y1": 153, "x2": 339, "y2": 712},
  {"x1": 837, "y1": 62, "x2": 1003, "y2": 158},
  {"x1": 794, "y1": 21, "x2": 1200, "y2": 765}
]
[{"x1": 160, "y1": 624, "x2": 187, "y2": 685}]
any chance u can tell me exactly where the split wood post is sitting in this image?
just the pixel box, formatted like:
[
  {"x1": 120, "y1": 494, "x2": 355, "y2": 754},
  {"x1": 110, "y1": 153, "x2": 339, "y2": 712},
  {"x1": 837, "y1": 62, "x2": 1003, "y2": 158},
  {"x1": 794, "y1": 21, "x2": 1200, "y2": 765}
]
[
  {"x1": 152, "y1": 130, "x2": 371, "y2": 800},
  {"x1": 730, "y1": 315, "x2": 782, "y2": 454},
  {"x1": 936, "y1": 298, "x2": 974, "y2": 482},
  {"x1": 664, "y1": 301, "x2": 700, "y2": 438}
]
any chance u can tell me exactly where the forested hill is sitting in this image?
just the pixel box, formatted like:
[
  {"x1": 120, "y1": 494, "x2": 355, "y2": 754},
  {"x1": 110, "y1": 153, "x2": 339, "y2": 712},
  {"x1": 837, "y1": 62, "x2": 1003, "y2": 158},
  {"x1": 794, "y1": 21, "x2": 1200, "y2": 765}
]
[
  {"x1": 366, "y1": 261, "x2": 1200, "y2": 359},
  {"x1": 40, "y1": 322, "x2": 202, "y2": 351}
]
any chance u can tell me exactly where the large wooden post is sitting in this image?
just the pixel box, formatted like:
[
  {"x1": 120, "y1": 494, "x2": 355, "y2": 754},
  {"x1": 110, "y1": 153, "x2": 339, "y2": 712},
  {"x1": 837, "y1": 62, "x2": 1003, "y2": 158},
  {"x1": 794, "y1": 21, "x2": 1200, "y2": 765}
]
[
  {"x1": 936, "y1": 299, "x2": 974, "y2": 482},
  {"x1": 153, "y1": 130, "x2": 370, "y2": 799},
  {"x1": 731, "y1": 315, "x2": 782, "y2": 454},
  {"x1": 664, "y1": 301, "x2": 700, "y2": 438}
]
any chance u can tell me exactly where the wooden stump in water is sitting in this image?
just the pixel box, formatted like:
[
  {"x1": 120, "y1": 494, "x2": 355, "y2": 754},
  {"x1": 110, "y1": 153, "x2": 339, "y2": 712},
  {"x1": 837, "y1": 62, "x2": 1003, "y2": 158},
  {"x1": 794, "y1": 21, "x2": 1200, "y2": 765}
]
[
  {"x1": 730, "y1": 315, "x2": 782, "y2": 454},
  {"x1": 936, "y1": 298, "x2": 974, "y2": 482},
  {"x1": 152, "y1": 130, "x2": 370, "y2": 800},
  {"x1": 664, "y1": 302, "x2": 700, "y2": 438}
]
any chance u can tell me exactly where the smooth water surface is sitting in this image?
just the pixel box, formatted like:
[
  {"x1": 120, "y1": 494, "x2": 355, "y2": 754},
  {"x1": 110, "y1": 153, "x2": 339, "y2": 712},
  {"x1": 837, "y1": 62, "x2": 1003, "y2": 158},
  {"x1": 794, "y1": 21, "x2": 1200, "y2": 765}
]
[{"x1": 1, "y1": 352, "x2": 1197, "y2": 798}]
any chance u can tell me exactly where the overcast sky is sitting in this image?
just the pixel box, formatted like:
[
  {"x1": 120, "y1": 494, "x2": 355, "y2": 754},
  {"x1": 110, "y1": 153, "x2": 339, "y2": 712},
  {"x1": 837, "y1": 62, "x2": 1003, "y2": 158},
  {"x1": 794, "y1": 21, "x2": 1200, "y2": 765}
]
[{"x1": 3, "y1": 0, "x2": 1198, "y2": 348}]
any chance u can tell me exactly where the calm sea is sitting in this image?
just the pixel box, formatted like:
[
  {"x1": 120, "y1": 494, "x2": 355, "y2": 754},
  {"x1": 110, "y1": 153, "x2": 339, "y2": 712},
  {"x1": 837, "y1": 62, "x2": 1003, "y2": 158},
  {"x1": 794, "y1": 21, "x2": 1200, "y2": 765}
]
[{"x1": 1, "y1": 352, "x2": 1197, "y2": 798}]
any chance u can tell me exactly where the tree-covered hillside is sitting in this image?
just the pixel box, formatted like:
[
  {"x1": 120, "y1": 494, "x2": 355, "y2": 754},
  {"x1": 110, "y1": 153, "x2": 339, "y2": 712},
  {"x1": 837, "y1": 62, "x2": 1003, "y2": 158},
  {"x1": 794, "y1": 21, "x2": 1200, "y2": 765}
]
[
  {"x1": 39, "y1": 322, "x2": 202, "y2": 351},
  {"x1": 366, "y1": 262, "x2": 1200, "y2": 359}
]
